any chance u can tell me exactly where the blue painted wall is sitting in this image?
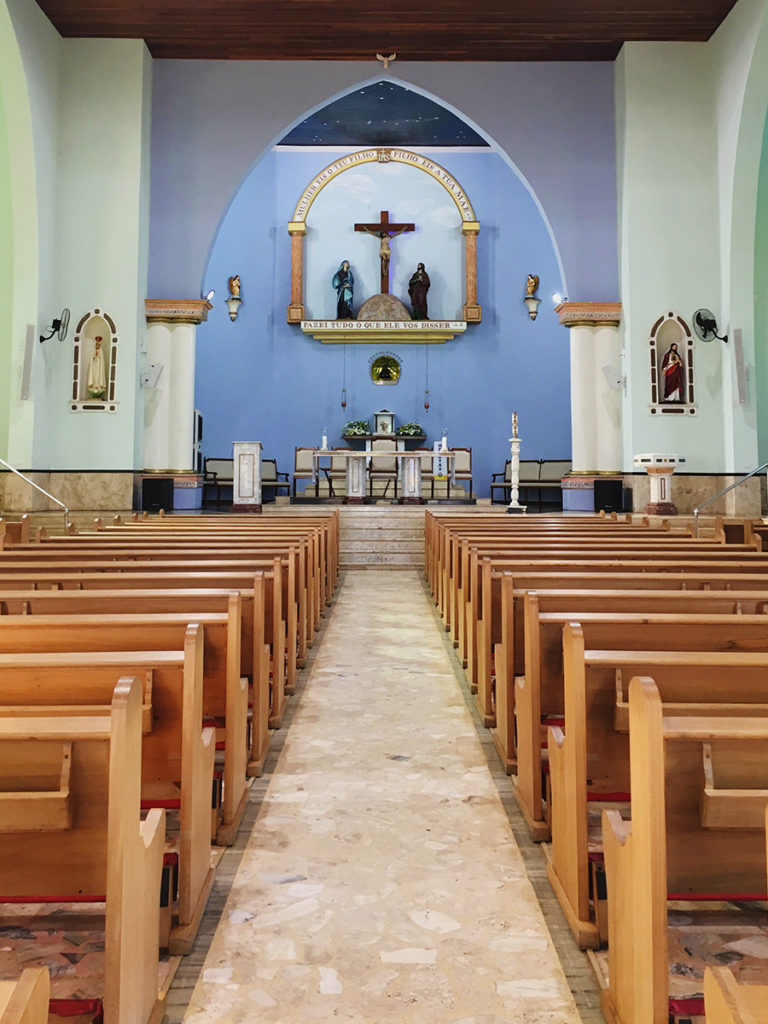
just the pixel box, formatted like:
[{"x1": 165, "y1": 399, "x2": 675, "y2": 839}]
[{"x1": 196, "y1": 146, "x2": 569, "y2": 496}]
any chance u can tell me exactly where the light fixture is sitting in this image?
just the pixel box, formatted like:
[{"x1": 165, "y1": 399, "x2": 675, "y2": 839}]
[
  {"x1": 226, "y1": 275, "x2": 242, "y2": 321},
  {"x1": 204, "y1": 289, "x2": 215, "y2": 302},
  {"x1": 552, "y1": 291, "x2": 566, "y2": 306},
  {"x1": 523, "y1": 274, "x2": 541, "y2": 321}
]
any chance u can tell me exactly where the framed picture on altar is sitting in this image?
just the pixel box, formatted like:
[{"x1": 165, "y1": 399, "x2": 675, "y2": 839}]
[{"x1": 374, "y1": 410, "x2": 395, "y2": 435}]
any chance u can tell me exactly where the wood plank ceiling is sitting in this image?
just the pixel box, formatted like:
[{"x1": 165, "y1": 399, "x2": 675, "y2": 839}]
[{"x1": 34, "y1": 0, "x2": 737, "y2": 61}]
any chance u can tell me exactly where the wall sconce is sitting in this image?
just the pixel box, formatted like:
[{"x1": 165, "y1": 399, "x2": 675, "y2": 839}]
[
  {"x1": 523, "y1": 274, "x2": 541, "y2": 321},
  {"x1": 226, "y1": 275, "x2": 242, "y2": 321}
]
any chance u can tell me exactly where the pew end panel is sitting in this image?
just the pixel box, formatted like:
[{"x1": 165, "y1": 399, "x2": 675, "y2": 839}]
[
  {"x1": 601, "y1": 679, "x2": 768, "y2": 1024},
  {"x1": 0, "y1": 969, "x2": 50, "y2": 1024},
  {"x1": 704, "y1": 965, "x2": 768, "y2": 1024}
]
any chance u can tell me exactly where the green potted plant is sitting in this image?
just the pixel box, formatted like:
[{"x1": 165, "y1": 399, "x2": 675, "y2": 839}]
[
  {"x1": 396, "y1": 422, "x2": 425, "y2": 437},
  {"x1": 343, "y1": 419, "x2": 371, "y2": 436}
]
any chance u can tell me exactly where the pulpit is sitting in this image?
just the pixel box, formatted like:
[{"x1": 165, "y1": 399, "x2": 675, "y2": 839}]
[{"x1": 232, "y1": 441, "x2": 263, "y2": 512}]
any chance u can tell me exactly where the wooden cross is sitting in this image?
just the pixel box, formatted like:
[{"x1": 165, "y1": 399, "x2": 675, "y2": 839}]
[{"x1": 354, "y1": 210, "x2": 415, "y2": 294}]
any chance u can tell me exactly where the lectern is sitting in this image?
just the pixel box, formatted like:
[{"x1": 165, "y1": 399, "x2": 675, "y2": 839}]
[{"x1": 232, "y1": 441, "x2": 263, "y2": 512}]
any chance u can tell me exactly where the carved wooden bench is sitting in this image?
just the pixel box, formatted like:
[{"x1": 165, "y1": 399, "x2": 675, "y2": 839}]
[
  {"x1": 0, "y1": 630, "x2": 215, "y2": 954},
  {"x1": 0, "y1": 678, "x2": 169, "y2": 1022},
  {"x1": 599, "y1": 678, "x2": 768, "y2": 1023}
]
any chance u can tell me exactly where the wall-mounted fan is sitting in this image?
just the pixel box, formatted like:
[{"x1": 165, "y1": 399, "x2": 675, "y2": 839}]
[
  {"x1": 39, "y1": 307, "x2": 71, "y2": 344},
  {"x1": 692, "y1": 308, "x2": 728, "y2": 343}
]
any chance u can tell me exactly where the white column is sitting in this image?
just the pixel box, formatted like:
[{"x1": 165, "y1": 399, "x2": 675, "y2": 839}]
[
  {"x1": 568, "y1": 326, "x2": 596, "y2": 473},
  {"x1": 144, "y1": 299, "x2": 212, "y2": 473},
  {"x1": 143, "y1": 320, "x2": 173, "y2": 472},
  {"x1": 556, "y1": 303, "x2": 622, "y2": 474},
  {"x1": 593, "y1": 323, "x2": 622, "y2": 473}
]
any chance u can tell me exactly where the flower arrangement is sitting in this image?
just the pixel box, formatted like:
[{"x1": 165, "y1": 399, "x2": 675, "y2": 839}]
[
  {"x1": 397, "y1": 422, "x2": 425, "y2": 436},
  {"x1": 343, "y1": 420, "x2": 371, "y2": 436}
]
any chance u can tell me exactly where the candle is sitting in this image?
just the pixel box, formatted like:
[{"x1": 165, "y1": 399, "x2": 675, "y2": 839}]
[
  {"x1": 321, "y1": 433, "x2": 328, "y2": 451},
  {"x1": 440, "y1": 435, "x2": 448, "y2": 452}
]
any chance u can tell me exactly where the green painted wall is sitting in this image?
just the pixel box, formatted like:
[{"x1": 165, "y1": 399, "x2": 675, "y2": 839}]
[
  {"x1": 0, "y1": 76, "x2": 12, "y2": 457},
  {"x1": 756, "y1": 110, "x2": 768, "y2": 463}
]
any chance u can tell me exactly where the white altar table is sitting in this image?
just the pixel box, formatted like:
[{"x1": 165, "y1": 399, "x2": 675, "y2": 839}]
[{"x1": 310, "y1": 449, "x2": 455, "y2": 503}]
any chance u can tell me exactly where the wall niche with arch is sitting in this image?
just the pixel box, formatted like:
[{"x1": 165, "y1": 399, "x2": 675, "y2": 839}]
[
  {"x1": 649, "y1": 311, "x2": 696, "y2": 416},
  {"x1": 71, "y1": 309, "x2": 119, "y2": 412}
]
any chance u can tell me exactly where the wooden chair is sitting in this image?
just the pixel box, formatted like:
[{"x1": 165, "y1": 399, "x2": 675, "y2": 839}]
[
  {"x1": 367, "y1": 438, "x2": 398, "y2": 499},
  {"x1": 292, "y1": 446, "x2": 318, "y2": 498},
  {"x1": 416, "y1": 449, "x2": 434, "y2": 500},
  {"x1": 202, "y1": 458, "x2": 234, "y2": 508},
  {"x1": 321, "y1": 449, "x2": 352, "y2": 497},
  {"x1": 261, "y1": 457, "x2": 289, "y2": 502},
  {"x1": 490, "y1": 459, "x2": 540, "y2": 504},
  {"x1": 433, "y1": 447, "x2": 472, "y2": 498}
]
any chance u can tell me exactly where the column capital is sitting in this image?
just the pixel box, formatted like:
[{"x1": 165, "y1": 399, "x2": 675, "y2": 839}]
[
  {"x1": 145, "y1": 299, "x2": 213, "y2": 325},
  {"x1": 555, "y1": 301, "x2": 621, "y2": 328},
  {"x1": 288, "y1": 221, "x2": 307, "y2": 235}
]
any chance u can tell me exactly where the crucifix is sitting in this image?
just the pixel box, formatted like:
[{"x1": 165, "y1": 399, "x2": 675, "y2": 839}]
[{"x1": 354, "y1": 210, "x2": 415, "y2": 294}]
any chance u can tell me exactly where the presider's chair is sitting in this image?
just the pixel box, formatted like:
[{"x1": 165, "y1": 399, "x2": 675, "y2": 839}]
[
  {"x1": 292, "y1": 446, "x2": 319, "y2": 499},
  {"x1": 367, "y1": 438, "x2": 398, "y2": 499},
  {"x1": 322, "y1": 449, "x2": 352, "y2": 497}
]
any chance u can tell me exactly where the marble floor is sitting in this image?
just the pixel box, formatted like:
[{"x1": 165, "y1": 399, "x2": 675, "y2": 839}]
[{"x1": 179, "y1": 569, "x2": 594, "y2": 1024}]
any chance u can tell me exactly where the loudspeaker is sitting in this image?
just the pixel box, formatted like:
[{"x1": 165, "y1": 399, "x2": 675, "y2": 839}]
[
  {"x1": 142, "y1": 476, "x2": 173, "y2": 512},
  {"x1": 594, "y1": 478, "x2": 624, "y2": 513}
]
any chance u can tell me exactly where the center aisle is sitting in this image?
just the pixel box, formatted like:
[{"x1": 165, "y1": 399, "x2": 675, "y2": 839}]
[{"x1": 183, "y1": 569, "x2": 582, "y2": 1024}]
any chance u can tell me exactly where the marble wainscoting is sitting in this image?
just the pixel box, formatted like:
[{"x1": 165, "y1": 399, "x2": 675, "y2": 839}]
[
  {"x1": 627, "y1": 473, "x2": 763, "y2": 516},
  {"x1": 0, "y1": 471, "x2": 136, "y2": 511},
  {"x1": 182, "y1": 569, "x2": 581, "y2": 1024}
]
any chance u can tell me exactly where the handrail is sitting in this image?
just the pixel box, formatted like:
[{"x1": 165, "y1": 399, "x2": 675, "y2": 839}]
[
  {"x1": 0, "y1": 458, "x2": 70, "y2": 530},
  {"x1": 693, "y1": 462, "x2": 768, "y2": 536}
]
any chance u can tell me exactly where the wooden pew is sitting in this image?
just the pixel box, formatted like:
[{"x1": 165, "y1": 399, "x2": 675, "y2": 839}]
[
  {"x1": 544, "y1": 625, "x2": 768, "y2": 947},
  {"x1": 0, "y1": 630, "x2": 215, "y2": 954},
  {"x1": 491, "y1": 581, "x2": 768, "y2": 771},
  {"x1": 705, "y1": 964, "x2": 768, "y2": 1024},
  {"x1": 0, "y1": 564, "x2": 289, "y2": 730},
  {"x1": 0, "y1": 585, "x2": 271, "y2": 777},
  {"x1": 599, "y1": 677, "x2": 768, "y2": 1024},
  {"x1": 0, "y1": 677, "x2": 170, "y2": 1024},
  {"x1": 0, "y1": 609, "x2": 248, "y2": 844},
  {"x1": 0, "y1": 546, "x2": 302, "y2": 686},
  {"x1": 0, "y1": 970, "x2": 49, "y2": 1024},
  {"x1": 461, "y1": 543, "x2": 768, "y2": 690},
  {"x1": 516, "y1": 608, "x2": 768, "y2": 841}
]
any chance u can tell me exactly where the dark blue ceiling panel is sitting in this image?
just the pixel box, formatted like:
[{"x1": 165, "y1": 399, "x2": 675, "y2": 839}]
[{"x1": 278, "y1": 82, "x2": 489, "y2": 148}]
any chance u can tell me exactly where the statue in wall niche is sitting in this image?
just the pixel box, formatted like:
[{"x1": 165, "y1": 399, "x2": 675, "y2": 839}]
[
  {"x1": 661, "y1": 342, "x2": 684, "y2": 401},
  {"x1": 408, "y1": 263, "x2": 430, "y2": 320},
  {"x1": 87, "y1": 336, "x2": 107, "y2": 399},
  {"x1": 332, "y1": 260, "x2": 355, "y2": 320}
]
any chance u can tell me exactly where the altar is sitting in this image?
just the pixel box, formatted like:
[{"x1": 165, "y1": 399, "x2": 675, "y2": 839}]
[{"x1": 310, "y1": 448, "x2": 455, "y2": 504}]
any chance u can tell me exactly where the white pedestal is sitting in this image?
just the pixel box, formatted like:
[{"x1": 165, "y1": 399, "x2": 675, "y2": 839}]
[
  {"x1": 633, "y1": 453, "x2": 685, "y2": 515},
  {"x1": 507, "y1": 437, "x2": 527, "y2": 514},
  {"x1": 345, "y1": 455, "x2": 367, "y2": 503},
  {"x1": 399, "y1": 455, "x2": 423, "y2": 504},
  {"x1": 233, "y1": 441, "x2": 263, "y2": 512}
]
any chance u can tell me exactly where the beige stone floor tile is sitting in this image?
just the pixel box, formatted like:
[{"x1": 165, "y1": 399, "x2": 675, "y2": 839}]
[{"x1": 182, "y1": 569, "x2": 584, "y2": 1023}]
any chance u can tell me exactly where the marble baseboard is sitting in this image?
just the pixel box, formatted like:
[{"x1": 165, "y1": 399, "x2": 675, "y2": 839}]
[
  {"x1": 0, "y1": 472, "x2": 136, "y2": 512},
  {"x1": 627, "y1": 474, "x2": 763, "y2": 517}
]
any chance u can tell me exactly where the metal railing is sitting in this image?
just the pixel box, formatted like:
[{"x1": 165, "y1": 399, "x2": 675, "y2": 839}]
[
  {"x1": 0, "y1": 457, "x2": 70, "y2": 530},
  {"x1": 693, "y1": 462, "x2": 768, "y2": 536}
]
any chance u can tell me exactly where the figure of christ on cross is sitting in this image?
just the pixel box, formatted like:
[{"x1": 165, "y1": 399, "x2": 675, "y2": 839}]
[{"x1": 354, "y1": 211, "x2": 415, "y2": 294}]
